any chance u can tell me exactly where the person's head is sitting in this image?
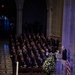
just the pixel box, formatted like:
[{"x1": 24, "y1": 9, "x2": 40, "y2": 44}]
[{"x1": 61, "y1": 46, "x2": 65, "y2": 50}]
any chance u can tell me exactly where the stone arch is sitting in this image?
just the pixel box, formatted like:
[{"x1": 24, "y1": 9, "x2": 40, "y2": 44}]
[
  {"x1": 15, "y1": 0, "x2": 53, "y2": 36},
  {"x1": 22, "y1": 0, "x2": 47, "y2": 35}
]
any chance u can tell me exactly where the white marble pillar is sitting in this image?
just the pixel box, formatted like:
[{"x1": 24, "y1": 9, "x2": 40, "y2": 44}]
[
  {"x1": 62, "y1": 0, "x2": 75, "y2": 74},
  {"x1": 62, "y1": 0, "x2": 71, "y2": 49},
  {"x1": 72, "y1": 1, "x2": 75, "y2": 73}
]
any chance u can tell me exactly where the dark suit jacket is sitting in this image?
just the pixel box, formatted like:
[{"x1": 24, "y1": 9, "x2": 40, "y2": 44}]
[{"x1": 62, "y1": 49, "x2": 67, "y2": 60}]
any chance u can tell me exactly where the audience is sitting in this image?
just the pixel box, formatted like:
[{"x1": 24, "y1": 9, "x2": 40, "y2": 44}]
[{"x1": 9, "y1": 33, "x2": 60, "y2": 73}]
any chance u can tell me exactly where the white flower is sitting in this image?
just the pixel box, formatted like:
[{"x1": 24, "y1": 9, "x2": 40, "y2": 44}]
[{"x1": 42, "y1": 56, "x2": 56, "y2": 73}]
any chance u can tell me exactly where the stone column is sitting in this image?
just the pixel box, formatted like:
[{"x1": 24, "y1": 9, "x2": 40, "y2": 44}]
[
  {"x1": 46, "y1": 0, "x2": 53, "y2": 38},
  {"x1": 16, "y1": 9, "x2": 22, "y2": 35},
  {"x1": 71, "y1": 1, "x2": 75, "y2": 74},
  {"x1": 62, "y1": 0, "x2": 71, "y2": 49},
  {"x1": 15, "y1": 0, "x2": 24, "y2": 35},
  {"x1": 62, "y1": 0, "x2": 75, "y2": 74}
]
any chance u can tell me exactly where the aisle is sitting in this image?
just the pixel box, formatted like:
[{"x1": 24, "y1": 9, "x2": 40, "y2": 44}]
[{"x1": 0, "y1": 40, "x2": 13, "y2": 75}]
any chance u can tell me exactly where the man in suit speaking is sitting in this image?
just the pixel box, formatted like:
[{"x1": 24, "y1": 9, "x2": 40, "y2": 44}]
[{"x1": 62, "y1": 46, "x2": 67, "y2": 60}]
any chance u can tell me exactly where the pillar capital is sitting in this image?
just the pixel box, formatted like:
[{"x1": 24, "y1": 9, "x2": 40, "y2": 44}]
[
  {"x1": 46, "y1": 0, "x2": 53, "y2": 11},
  {"x1": 15, "y1": 0, "x2": 25, "y2": 10}
]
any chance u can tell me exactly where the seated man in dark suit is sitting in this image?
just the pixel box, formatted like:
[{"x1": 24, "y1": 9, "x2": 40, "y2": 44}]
[
  {"x1": 26, "y1": 56, "x2": 32, "y2": 68},
  {"x1": 19, "y1": 56, "x2": 26, "y2": 68},
  {"x1": 32, "y1": 57, "x2": 38, "y2": 67},
  {"x1": 62, "y1": 46, "x2": 67, "y2": 60}
]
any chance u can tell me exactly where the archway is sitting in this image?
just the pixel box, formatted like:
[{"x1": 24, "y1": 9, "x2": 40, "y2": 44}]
[
  {"x1": 0, "y1": 0, "x2": 16, "y2": 39},
  {"x1": 22, "y1": 0, "x2": 47, "y2": 35}
]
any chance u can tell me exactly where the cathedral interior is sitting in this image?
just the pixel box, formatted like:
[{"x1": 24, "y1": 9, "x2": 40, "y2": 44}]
[{"x1": 0, "y1": 0, "x2": 75, "y2": 75}]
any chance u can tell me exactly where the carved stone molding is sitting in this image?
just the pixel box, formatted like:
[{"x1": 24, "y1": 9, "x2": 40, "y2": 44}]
[
  {"x1": 15, "y1": 0, "x2": 25, "y2": 10},
  {"x1": 46, "y1": 0, "x2": 53, "y2": 11}
]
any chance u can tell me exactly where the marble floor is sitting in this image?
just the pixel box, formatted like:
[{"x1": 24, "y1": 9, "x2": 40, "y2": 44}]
[{"x1": 0, "y1": 39, "x2": 13, "y2": 75}]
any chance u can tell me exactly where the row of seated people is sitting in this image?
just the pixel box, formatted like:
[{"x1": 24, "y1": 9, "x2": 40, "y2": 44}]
[{"x1": 9, "y1": 33, "x2": 59, "y2": 70}]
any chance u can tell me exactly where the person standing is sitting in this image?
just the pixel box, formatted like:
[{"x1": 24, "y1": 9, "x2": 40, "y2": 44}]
[
  {"x1": 61, "y1": 46, "x2": 67, "y2": 75},
  {"x1": 62, "y1": 46, "x2": 67, "y2": 60}
]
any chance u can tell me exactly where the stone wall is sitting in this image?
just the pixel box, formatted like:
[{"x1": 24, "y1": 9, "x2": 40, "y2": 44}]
[{"x1": 52, "y1": 0, "x2": 63, "y2": 38}]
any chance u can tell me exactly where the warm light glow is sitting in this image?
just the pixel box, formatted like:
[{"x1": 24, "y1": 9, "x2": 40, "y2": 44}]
[{"x1": 1, "y1": 4, "x2": 4, "y2": 8}]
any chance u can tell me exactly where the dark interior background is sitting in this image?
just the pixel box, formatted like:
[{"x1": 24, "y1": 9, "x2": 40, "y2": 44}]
[
  {"x1": 22, "y1": 0, "x2": 47, "y2": 35},
  {"x1": 0, "y1": 0, "x2": 16, "y2": 39}
]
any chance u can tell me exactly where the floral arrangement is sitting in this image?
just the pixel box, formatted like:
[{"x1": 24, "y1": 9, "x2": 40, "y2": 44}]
[{"x1": 42, "y1": 56, "x2": 56, "y2": 73}]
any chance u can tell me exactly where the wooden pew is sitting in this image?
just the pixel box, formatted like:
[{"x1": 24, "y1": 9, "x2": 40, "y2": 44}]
[
  {"x1": 19, "y1": 67, "x2": 43, "y2": 73},
  {"x1": 19, "y1": 73, "x2": 47, "y2": 75}
]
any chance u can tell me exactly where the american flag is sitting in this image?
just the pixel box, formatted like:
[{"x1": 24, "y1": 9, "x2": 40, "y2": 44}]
[{"x1": 66, "y1": 49, "x2": 70, "y2": 75}]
